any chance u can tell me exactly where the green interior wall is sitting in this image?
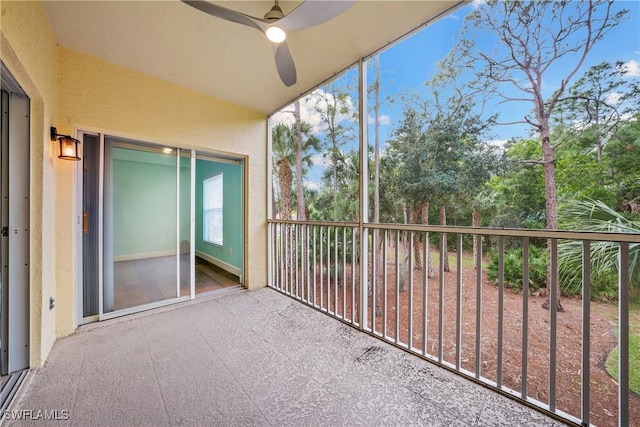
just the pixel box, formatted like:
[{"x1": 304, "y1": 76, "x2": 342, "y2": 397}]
[
  {"x1": 111, "y1": 149, "x2": 242, "y2": 270},
  {"x1": 179, "y1": 154, "x2": 191, "y2": 250},
  {"x1": 112, "y1": 148, "x2": 177, "y2": 258},
  {"x1": 195, "y1": 159, "x2": 243, "y2": 269}
]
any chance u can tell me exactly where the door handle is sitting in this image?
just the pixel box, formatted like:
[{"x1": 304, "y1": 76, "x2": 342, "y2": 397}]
[{"x1": 83, "y1": 211, "x2": 88, "y2": 235}]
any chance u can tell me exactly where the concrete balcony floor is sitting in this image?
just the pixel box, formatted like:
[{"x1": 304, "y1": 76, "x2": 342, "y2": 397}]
[{"x1": 8, "y1": 288, "x2": 562, "y2": 426}]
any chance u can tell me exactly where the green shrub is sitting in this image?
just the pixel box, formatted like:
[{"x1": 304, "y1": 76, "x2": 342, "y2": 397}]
[{"x1": 487, "y1": 246, "x2": 548, "y2": 293}]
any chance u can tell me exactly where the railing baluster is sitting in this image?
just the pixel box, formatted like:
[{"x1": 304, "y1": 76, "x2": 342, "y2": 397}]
[
  {"x1": 409, "y1": 231, "x2": 414, "y2": 349},
  {"x1": 289, "y1": 224, "x2": 294, "y2": 295},
  {"x1": 313, "y1": 225, "x2": 317, "y2": 307},
  {"x1": 372, "y1": 229, "x2": 377, "y2": 334},
  {"x1": 343, "y1": 227, "x2": 347, "y2": 319},
  {"x1": 327, "y1": 226, "x2": 331, "y2": 312},
  {"x1": 422, "y1": 231, "x2": 428, "y2": 357},
  {"x1": 320, "y1": 227, "x2": 324, "y2": 310},
  {"x1": 295, "y1": 224, "x2": 299, "y2": 299},
  {"x1": 351, "y1": 227, "x2": 356, "y2": 324},
  {"x1": 272, "y1": 223, "x2": 277, "y2": 289},
  {"x1": 266, "y1": 220, "x2": 634, "y2": 427},
  {"x1": 279, "y1": 223, "x2": 284, "y2": 291},
  {"x1": 619, "y1": 242, "x2": 630, "y2": 427},
  {"x1": 497, "y1": 236, "x2": 505, "y2": 388},
  {"x1": 439, "y1": 233, "x2": 445, "y2": 363},
  {"x1": 395, "y1": 230, "x2": 401, "y2": 344},
  {"x1": 383, "y1": 229, "x2": 388, "y2": 339},
  {"x1": 475, "y1": 234, "x2": 482, "y2": 379},
  {"x1": 522, "y1": 237, "x2": 530, "y2": 399},
  {"x1": 456, "y1": 233, "x2": 463, "y2": 370},
  {"x1": 334, "y1": 226, "x2": 338, "y2": 315},
  {"x1": 304, "y1": 225, "x2": 315, "y2": 302},
  {"x1": 549, "y1": 238, "x2": 558, "y2": 412},
  {"x1": 581, "y1": 241, "x2": 590, "y2": 426}
]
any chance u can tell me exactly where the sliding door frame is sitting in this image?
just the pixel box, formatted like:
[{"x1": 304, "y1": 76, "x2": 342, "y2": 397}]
[{"x1": 76, "y1": 129, "x2": 246, "y2": 325}]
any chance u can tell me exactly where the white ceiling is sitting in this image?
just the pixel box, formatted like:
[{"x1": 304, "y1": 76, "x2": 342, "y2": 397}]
[{"x1": 43, "y1": 1, "x2": 463, "y2": 115}]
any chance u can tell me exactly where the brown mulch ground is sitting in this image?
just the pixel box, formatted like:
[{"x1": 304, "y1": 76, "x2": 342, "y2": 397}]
[{"x1": 285, "y1": 249, "x2": 639, "y2": 427}]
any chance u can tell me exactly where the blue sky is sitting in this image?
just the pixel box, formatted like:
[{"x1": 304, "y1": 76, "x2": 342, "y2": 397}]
[
  {"x1": 273, "y1": 0, "x2": 640, "y2": 188},
  {"x1": 371, "y1": 0, "x2": 640, "y2": 145}
]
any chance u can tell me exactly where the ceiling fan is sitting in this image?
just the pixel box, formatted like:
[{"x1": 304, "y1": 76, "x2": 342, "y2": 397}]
[{"x1": 181, "y1": 0, "x2": 356, "y2": 87}]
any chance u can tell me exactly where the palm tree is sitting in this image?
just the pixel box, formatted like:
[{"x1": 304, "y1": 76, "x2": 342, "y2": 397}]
[
  {"x1": 272, "y1": 122, "x2": 321, "y2": 220},
  {"x1": 558, "y1": 199, "x2": 640, "y2": 297}
]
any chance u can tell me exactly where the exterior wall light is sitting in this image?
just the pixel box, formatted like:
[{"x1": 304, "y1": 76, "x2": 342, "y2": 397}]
[{"x1": 50, "y1": 127, "x2": 81, "y2": 161}]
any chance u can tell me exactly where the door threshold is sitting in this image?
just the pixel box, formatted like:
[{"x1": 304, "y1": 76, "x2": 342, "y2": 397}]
[
  {"x1": 195, "y1": 284, "x2": 244, "y2": 299},
  {"x1": 0, "y1": 369, "x2": 29, "y2": 420}
]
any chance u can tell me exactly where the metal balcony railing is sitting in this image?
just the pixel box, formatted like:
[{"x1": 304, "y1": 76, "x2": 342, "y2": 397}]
[{"x1": 268, "y1": 219, "x2": 638, "y2": 427}]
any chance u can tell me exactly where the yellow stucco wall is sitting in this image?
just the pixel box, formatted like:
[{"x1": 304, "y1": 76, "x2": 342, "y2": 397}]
[
  {"x1": 2, "y1": 1, "x2": 269, "y2": 366},
  {"x1": 54, "y1": 47, "x2": 269, "y2": 336},
  {"x1": 0, "y1": 0, "x2": 59, "y2": 367}
]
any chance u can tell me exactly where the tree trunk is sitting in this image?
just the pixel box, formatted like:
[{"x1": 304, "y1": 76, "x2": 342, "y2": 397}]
[
  {"x1": 539, "y1": 127, "x2": 564, "y2": 311},
  {"x1": 410, "y1": 204, "x2": 422, "y2": 270},
  {"x1": 422, "y1": 202, "x2": 435, "y2": 278},
  {"x1": 294, "y1": 101, "x2": 305, "y2": 221},
  {"x1": 439, "y1": 204, "x2": 450, "y2": 273},
  {"x1": 332, "y1": 137, "x2": 338, "y2": 221},
  {"x1": 399, "y1": 206, "x2": 410, "y2": 292},
  {"x1": 472, "y1": 208, "x2": 481, "y2": 269},
  {"x1": 278, "y1": 159, "x2": 293, "y2": 220}
]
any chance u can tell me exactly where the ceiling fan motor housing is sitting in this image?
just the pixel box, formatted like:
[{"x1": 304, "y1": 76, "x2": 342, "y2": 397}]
[{"x1": 264, "y1": 4, "x2": 284, "y2": 21}]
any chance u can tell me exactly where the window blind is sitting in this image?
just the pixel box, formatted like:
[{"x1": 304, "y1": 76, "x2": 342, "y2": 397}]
[{"x1": 203, "y1": 173, "x2": 223, "y2": 246}]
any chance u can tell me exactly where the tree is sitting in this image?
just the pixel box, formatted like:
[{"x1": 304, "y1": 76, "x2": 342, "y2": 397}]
[
  {"x1": 311, "y1": 82, "x2": 356, "y2": 221},
  {"x1": 558, "y1": 199, "x2": 640, "y2": 298},
  {"x1": 455, "y1": 0, "x2": 627, "y2": 310},
  {"x1": 271, "y1": 121, "x2": 320, "y2": 220},
  {"x1": 555, "y1": 61, "x2": 640, "y2": 162},
  {"x1": 293, "y1": 101, "x2": 306, "y2": 220}
]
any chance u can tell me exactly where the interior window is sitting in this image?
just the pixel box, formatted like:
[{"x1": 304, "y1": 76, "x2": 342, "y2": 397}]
[{"x1": 203, "y1": 173, "x2": 223, "y2": 246}]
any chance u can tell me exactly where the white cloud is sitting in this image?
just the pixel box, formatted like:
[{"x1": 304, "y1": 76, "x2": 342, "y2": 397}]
[
  {"x1": 604, "y1": 92, "x2": 623, "y2": 106},
  {"x1": 621, "y1": 59, "x2": 640, "y2": 77},
  {"x1": 367, "y1": 114, "x2": 391, "y2": 125},
  {"x1": 488, "y1": 139, "x2": 508, "y2": 148},
  {"x1": 271, "y1": 89, "x2": 356, "y2": 135},
  {"x1": 309, "y1": 153, "x2": 330, "y2": 168},
  {"x1": 304, "y1": 181, "x2": 322, "y2": 191}
]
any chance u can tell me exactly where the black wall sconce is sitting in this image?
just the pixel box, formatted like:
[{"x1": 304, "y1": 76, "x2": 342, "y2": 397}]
[{"x1": 51, "y1": 127, "x2": 81, "y2": 161}]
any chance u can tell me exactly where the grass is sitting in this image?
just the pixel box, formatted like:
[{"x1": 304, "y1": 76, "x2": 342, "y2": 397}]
[{"x1": 605, "y1": 309, "x2": 640, "y2": 394}]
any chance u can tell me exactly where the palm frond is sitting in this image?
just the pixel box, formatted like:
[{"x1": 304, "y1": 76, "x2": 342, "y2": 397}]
[{"x1": 558, "y1": 199, "x2": 640, "y2": 298}]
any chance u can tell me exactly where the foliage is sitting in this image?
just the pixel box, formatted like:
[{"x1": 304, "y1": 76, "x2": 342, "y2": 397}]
[
  {"x1": 486, "y1": 139, "x2": 546, "y2": 229},
  {"x1": 605, "y1": 328, "x2": 640, "y2": 394},
  {"x1": 455, "y1": 0, "x2": 628, "y2": 233},
  {"x1": 487, "y1": 246, "x2": 548, "y2": 293},
  {"x1": 558, "y1": 199, "x2": 640, "y2": 297},
  {"x1": 271, "y1": 121, "x2": 320, "y2": 219}
]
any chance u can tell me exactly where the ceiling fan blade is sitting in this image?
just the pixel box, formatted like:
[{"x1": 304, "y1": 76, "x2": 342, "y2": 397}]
[
  {"x1": 278, "y1": 0, "x2": 356, "y2": 32},
  {"x1": 181, "y1": 1, "x2": 266, "y2": 32},
  {"x1": 274, "y1": 42, "x2": 297, "y2": 87}
]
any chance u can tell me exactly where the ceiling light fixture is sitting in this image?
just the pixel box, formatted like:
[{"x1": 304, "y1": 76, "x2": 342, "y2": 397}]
[{"x1": 265, "y1": 25, "x2": 286, "y2": 43}]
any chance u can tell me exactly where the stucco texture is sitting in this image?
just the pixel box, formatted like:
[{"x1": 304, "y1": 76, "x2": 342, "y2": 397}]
[
  {"x1": 1, "y1": 0, "x2": 59, "y2": 368},
  {"x1": 1, "y1": 0, "x2": 269, "y2": 367},
  {"x1": 56, "y1": 47, "x2": 268, "y2": 291}
]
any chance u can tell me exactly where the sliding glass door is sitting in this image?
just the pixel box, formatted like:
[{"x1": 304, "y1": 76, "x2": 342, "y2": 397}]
[
  {"x1": 81, "y1": 134, "x2": 244, "y2": 321},
  {"x1": 103, "y1": 140, "x2": 180, "y2": 313}
]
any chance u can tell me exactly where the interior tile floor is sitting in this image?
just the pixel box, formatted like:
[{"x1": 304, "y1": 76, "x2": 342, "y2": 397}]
[{"x1": 7, "y1": 288, "x2": 563, "y2": 426}]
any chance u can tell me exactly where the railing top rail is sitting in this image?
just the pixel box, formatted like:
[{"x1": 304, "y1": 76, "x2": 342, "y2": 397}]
[{"x1": 267, "y1": 219, "x2": 640, "y2": 243}]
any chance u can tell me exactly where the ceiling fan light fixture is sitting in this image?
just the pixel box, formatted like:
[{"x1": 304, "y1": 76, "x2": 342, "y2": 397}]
[{"x1": 265, "y1": 25, "x2": 286, "y2": 43}]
